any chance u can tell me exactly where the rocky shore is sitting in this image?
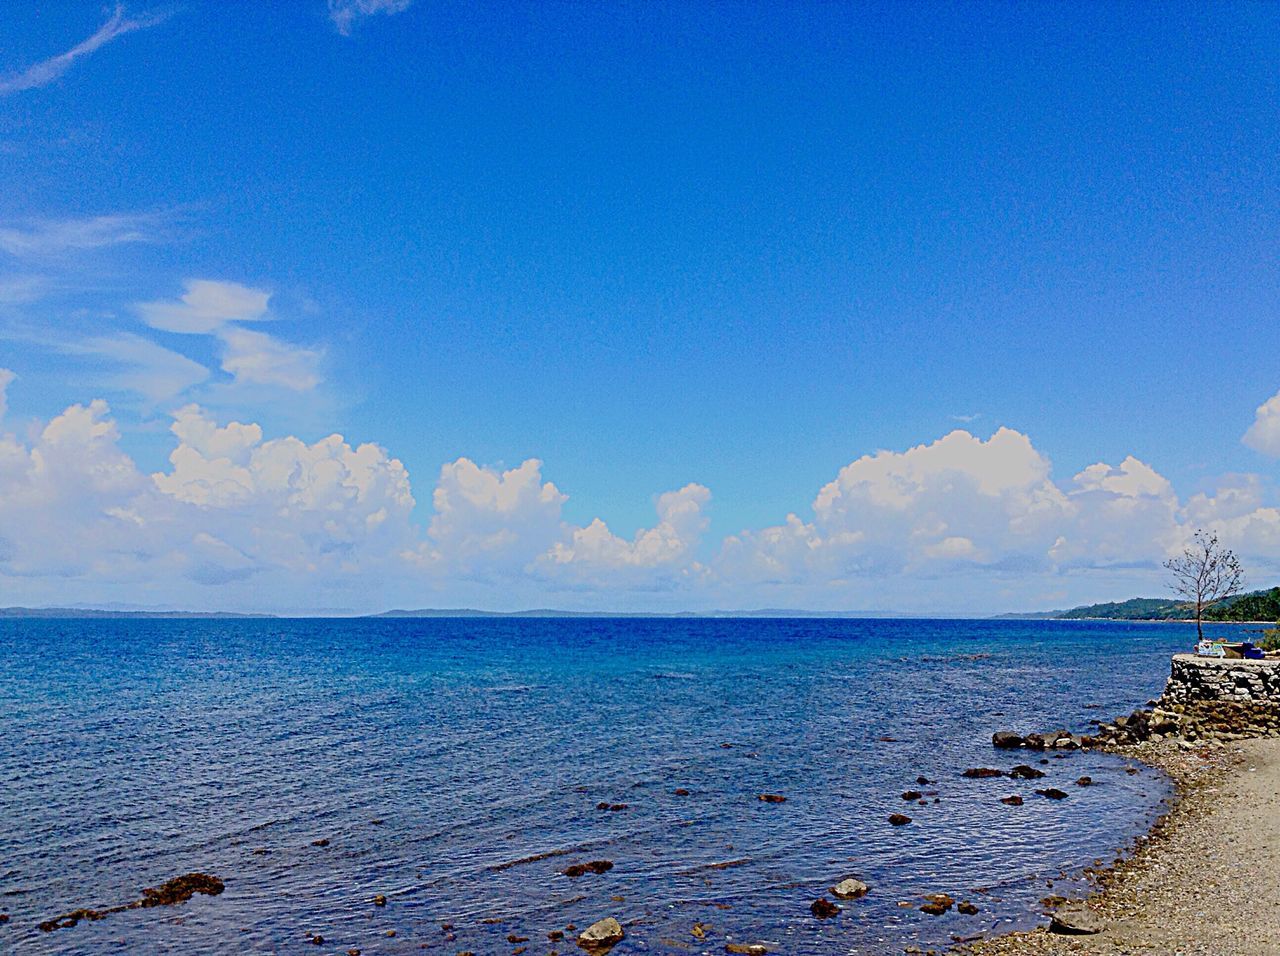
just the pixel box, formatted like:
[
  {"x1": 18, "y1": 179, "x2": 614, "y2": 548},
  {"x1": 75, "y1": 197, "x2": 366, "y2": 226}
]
[{"x1": 958, "y1": 654, "x2": 1280, "y2": 956}]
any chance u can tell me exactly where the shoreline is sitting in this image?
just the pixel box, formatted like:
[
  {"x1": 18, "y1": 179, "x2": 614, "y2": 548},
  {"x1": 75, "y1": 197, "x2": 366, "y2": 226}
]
[{"x1": 956, "y1": 736, "x2": 1280, "y2": 955}]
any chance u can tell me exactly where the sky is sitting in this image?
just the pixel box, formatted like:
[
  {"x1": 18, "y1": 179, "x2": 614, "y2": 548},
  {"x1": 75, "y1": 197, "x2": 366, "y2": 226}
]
[{"x1": 0, "y1": 1, "x2": 1278, "y2": 614}]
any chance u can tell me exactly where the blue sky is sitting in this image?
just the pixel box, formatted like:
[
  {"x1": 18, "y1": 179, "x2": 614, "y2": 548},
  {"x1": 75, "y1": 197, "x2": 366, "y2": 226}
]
[{"x1": 0, "y1": 1, "x2": 1278, "y2": 613}]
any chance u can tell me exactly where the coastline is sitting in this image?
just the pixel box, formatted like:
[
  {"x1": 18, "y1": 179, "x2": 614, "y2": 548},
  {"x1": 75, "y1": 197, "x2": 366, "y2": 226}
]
[{"x1": 956, "y1": 736, "x2": 1280, "y2": 955}]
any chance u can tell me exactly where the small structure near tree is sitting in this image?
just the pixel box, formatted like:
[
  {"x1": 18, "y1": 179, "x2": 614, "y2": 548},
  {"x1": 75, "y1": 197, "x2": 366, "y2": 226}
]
[{"x1": 1164, "y1": 529, "x2": 1244, "y2": 641}]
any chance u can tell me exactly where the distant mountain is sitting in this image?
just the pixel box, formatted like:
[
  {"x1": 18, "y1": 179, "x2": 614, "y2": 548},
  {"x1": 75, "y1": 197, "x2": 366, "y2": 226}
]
[
  {"x1": 1004, "y1": 587, "x2": 1280, "y2": 622},
  {"x1": 0, "y1": 607, "x2": 274, "y2": 619},
  {"x1": 372, "y1": 608, "x2": 901, "y2": 619}
]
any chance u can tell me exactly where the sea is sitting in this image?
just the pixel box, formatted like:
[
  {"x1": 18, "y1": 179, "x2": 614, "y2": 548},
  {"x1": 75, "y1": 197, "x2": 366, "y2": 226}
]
[{"x1": 0, "y1": 616, "x2": 1219, "y2": 954}]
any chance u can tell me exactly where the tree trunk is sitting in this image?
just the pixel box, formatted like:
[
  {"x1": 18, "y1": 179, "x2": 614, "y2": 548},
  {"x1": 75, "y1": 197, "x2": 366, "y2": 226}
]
[{"x1": 1196, "y1": 600, "x2": 1204, "y2": 642}]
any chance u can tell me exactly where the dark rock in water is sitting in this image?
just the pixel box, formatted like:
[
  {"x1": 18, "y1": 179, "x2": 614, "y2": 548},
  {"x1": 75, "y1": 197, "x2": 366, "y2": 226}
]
[
  {"x1": 758, "y1": 793, "x2": 787, "y2": 804},
  {"x1": 674, "y1": 788, "x2": 690, "y2": 796},
  {"x1": 957, "y1": 901, "x2": 979, "y2": 915},
  {"x1": 548, "y1": 930, "x2": 565, "y2": 941},
  {"x1": 810, "y1": 898, "x2": 840, "y2": 919},
  {"x1": 38, "y1": 873, "x2": 226, "y2": 933},
  {"x1": 1050, "y1": 904, "x2": 1104, "y2": 935},
  {"x1": 508, "y1": 933, "x2": 530, "y2": 943},
  {"x1": 916, "y1": 775, "x2": 932, "y2": 785},
  {"x1": 373, "y1": 894, "x2": 387, "y2": 907},
  {"x1": 310, "y1": 935, "x2": 325, "y2": 945},
  {"x1": 1035, "y1": 788, "x2": 1069, "y2": 800},
  {"x1": 920, "y1": 901, "x2": 947, "y2": 916},
  {"x1": 923, "y1": 893, "x2": 954, "y2": 909},
  {"x1": 962, "y1": 767, "x2": 1004, "y2": 778},
  {"x1": 347, "y1": 949, "x2": 361, "y2": 956},
  {"x1": 0, "y1": 913, "x2": 7, "y2": 924},
  {"x1": 992, "y1": 731, "x2": 1024, "y2": 749},
  {"x1": 1009, "y1": 764, "x2": 1046, "y2": 780},
  {"x1": 563, "y1": 860, "x2": 614, "y2": 878},
  {"x1": 1023, "y1": 733, "x2": 1047, "y2": 750},
  {"x1": 596, "y1": 802, "x2": 628, "y2": 811},
  {"x1": 1000, "y1": 795, "x2": 1024, "y2": 806},
  {"x1": 1075, "y1": 776, "x2": 1093, "y2": 787},
  {"x1": 311, "y1": 838, "x2": 330, "y2": 847},
  {"x1": 725, "y1": 944, "x2": 768, "y2": 955},
  {"x1": 888, "y1": 813, "x2": 912, "y2": 826},
  {"x1": 901, "y1": 790, "x2": 922, "y2": 800}
]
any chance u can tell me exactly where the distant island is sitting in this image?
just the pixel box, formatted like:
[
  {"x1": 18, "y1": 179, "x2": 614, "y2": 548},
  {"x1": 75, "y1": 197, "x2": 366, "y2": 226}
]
[{"x1": 1005, "y1": 586, "x2": 1280, "y2": 622}]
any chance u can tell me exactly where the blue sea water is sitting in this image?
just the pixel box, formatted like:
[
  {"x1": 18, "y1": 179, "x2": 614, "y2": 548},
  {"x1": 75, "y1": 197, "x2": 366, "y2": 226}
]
[{"x1": 0, "y1": 617, "x2": 1211, "y2": 954}]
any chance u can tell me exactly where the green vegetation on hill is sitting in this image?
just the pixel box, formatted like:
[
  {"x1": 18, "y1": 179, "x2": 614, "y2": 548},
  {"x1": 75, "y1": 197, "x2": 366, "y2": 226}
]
[{"x1": 1050, "y1": 587, "x2": 1280, "y2": 622}]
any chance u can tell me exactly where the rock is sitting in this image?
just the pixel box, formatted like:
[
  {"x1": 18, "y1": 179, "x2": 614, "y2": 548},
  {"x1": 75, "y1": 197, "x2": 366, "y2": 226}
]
[
  {"x1": 916, "y1": 775, "x2": 932, "y2": 785},
  {"x1": 923, "y1": 893, "x2": 954, "y2": 909},
  {"x1": 725, "y1": 945, "x2": 768, "y2": 955},
  {"x1": 1054, "y1": 736, "x2": 1079, "y2": 750},
  {"x1": 578, "y1": 917, "x2": 624, "y2": 950},
  {"x1": 1009, "y1": 764, "x2": 1046, "y2": 779},
  {"x1": 992, "y1": 731, "x2": 1024, "y2": 748},
  {"x1": 1075, "y1": 776, "x2": 1093, "y2": 787},
  {"x1": 901, "y1": 790, "x2": 922, "y2": 800},
  {"x1": 957, "y1": 901, "x2": 979, "y2": 915},
  {"x1": 830, "y1": 878, "x2": 868, "y2": 899},
  {"x1": 311, "y1": 935, "x2": 324, "y2": 946},
  {"x1": 549, "y1": 930, "x2": 565, "y2": 940},
  {"x1": 962, "y1": 767, "x2": 1004, "y2": 778},
  {"x1": 919, "y1": 901, "x2": 948, "y2": 916},
  {"x1": 38, "y1": 873, "x2": 226, "y2": 933},
  {"x1": 1050, "y1": 904, "x2": 1104, "y2": 935},
  {"x1": 563, "y1": 860, "x2": 614, "y2": 878},
  {"x1": 758, "y1": 794, "x2": 787, "y2": 804},
  {"x1": 888, "y1": 813, "x2": 912, "y2": 826},
  {"x1": 596, "y1": 802, "x2": 628, "y2": 811},
  {"x1": 1035, "y1": 788, "x2": 1069, "y2": 800},
  {"x1": 1000, "y1": 795, "x2": 1024, "y2": 806},
  {"x1": 311, "y1": 838, "x2": 330, "y2": 847},
  {"x1": 508, "y1": 933, "x2": 530, "y2": 943},
  {"x1": 809, "y1": 898, "x2": 840, "y2": 919},
  {"x1": 674, "y1": 788, "x2": 690, "y2": 796},
  {"x1": 1023, "y1": 733, "x2": 1047, "y2": 749},
  {"x1": 347, "y1": 949, "x2": 361, "y2": 956}
]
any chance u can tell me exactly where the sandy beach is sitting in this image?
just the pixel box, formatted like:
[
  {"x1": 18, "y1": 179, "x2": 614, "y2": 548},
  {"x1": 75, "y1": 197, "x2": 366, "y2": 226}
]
[{"x1": 960, "y1": 736, "x2": 1280, "y2": 956}]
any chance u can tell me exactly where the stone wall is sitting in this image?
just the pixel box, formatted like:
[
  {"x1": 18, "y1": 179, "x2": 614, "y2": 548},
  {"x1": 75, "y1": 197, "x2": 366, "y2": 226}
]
[{"x1": 1155, "y1": 654, "x2": 1280, "y2": 740}]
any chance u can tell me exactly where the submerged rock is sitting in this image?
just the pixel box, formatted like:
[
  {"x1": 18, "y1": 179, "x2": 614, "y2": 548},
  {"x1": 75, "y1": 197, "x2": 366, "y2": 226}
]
[
  {"x1": 1000, "y1": 795, "x2": 1024, "y2": 806},
  {"x1": 725, "y1": 944, "x2": 768, "y2": 955},
  {"x1": 563, "y1": 860, "x2": 614, "y2": 878},
  {"x1": 901, "y1": 789, "x2": 922, "y2": 800},
  {"x1": 888, "y1": 813, "x2": 912, "y2": 826},
  {"x1": 1035, "y1": 787, "x2": 1069, "y2": 800},
  {"x1": 578, "y1": 917, "x2": 624, "y2": 950},
  {"x1": 957, "y1": 901, "x2": 980, "y2": 915},
  {"x1": 992, "y1": 731, "x2": 1024, "y2": 748},
  {"x1": 809, "y1": 898, "x2": 840, "y2": 919},
  {"x1": 1009, "y1": 764, "x2": 1046, "y2": 780},
  {"x1": 962, "y1": 767, "x2": 1004, "y2": 778},
  {"x1": 38, "y1": 873, "x2": 225, "y2": 933},
  {"x1": 830, "y1": 878, "x2": 868, "y2": 899},
  {"x1": 758, "y1": 794, "x2": 787, "y2": 804},
  {"x1": 1075, "y1": 776, "x2": 1093, "y2": 787}
]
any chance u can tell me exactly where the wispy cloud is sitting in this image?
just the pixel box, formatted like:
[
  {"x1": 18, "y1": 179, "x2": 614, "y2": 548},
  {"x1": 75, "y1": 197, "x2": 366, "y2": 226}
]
[
  {"x1": 328, "y1": 0, "x2": 413, "y2": 36},
  {"x1": 68, "y1": 333, "x2": 211, "y2": 404},
  {"x1": 218, "y1": 326, "x2": 323, "y2": 392},
  {"x1": 0, "y1": 5, "x2": 170, "y2": 97},
  {"x1": 0, "y1": 368, "x2": 15, "y2": 420},
  {"x1": 0, "y1": 212, "x2": 167, "y2": 258},
  {"x1": 138, "y1": 279, "x2": 273, "y2": 334},
  {"x1": 950, "y1": 412, "x2": 982, "y2": 423}
]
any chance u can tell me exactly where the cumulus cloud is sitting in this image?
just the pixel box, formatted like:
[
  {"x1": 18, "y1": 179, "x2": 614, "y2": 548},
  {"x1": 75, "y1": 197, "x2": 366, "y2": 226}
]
[
  {"x1": 536, "y1": 484, "x2": 711, "y2": 588},
  {"x1": 0, "y1": 5, "x2": 169, "y2": 97},
  {"x1": 329, "y1": 0, "x2": 413, "y2": 36},
  {"x1": 1243, "y1": 389, "x2": 1280, "y2": 458},
  {"x1": 0, "y1": 368, "x2": 14, "y2": 421},
  {"x1": 0, "y1": 400, "x2": 417, "y2": 597}
]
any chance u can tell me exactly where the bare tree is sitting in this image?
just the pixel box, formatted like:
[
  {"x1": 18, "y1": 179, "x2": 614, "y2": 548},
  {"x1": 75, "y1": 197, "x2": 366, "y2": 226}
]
[{"x1": 1164, "y1": 529, "x2": 1245, "y2": 641}]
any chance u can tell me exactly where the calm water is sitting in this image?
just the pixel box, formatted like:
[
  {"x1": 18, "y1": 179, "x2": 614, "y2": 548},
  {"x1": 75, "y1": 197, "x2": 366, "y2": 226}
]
[{"x1": 0, "y1": 617, "x2": 1208, "y2": 954}]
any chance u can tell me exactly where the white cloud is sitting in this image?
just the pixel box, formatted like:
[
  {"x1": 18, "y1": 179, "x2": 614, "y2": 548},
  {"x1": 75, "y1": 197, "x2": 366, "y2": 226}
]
[
  {"x1": 424, "y1": 458, "x2": 567, "y2": 573},
  {"x1": 0, "y1": 212, "x2": 165, "y2": 258},
  {"x1": 0, "y1": 368, "x2": 14, "y2": 421},
  {"x1": 137, "y1": 279, "x2": 273, "y2": 334},
  {"x1": 0, "y1": 5, "x2": 169, "y2": 96},
  {"x1": 218, "y1": 326, "x2": 323, "y2": 391},
  {"x1": 1243, "y1": 389, "x2": 1280, "y2": 457},
  {"x1": 329, "y1": 0, "x2": 413, "y2": 36},
  {"x1": 75, "y1": 334, "x2": 211, "y2": 403},
  {"x1": 537, "y1": 484, "x2": 711, "y2": 585}
]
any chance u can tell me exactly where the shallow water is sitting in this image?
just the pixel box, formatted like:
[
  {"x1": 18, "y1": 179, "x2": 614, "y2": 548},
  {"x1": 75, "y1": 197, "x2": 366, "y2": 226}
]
[{"x1": 0, "y1": 617, "x2": 1206, "y2": 954}]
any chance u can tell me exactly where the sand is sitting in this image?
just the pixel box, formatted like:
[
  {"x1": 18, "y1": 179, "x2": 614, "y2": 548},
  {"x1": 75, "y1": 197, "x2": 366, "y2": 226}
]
[{"x1": 959, "y1": 736, "x2": 1280, "y2": 956}]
